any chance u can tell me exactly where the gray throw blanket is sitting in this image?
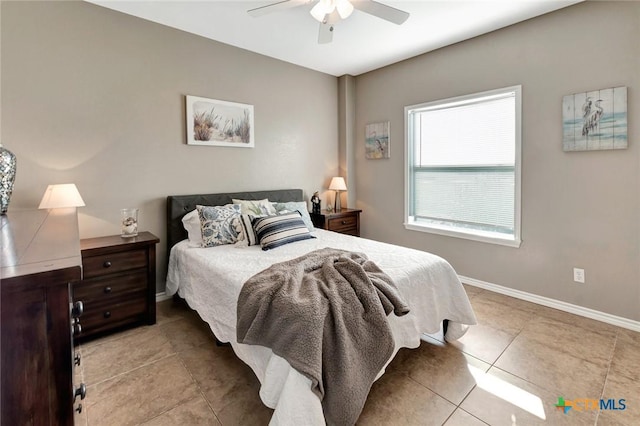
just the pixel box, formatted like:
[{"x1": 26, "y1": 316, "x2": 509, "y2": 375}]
[{"x1": 236, "y1": 248, "x2": 410, "y2": 425}]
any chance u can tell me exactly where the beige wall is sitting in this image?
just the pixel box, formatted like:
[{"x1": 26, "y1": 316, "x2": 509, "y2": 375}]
[
  {"x1": 3, "y1": 1, "x2": 638, "y2": 321},
  {"x1": 354, "y1": 1, "x2": 640, "y2": 321},
  {"x1": 1, "y1": 1, "x2": 339, "y2": 291}
]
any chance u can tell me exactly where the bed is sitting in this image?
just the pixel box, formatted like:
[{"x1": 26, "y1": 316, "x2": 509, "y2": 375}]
[{"x1": 165, "y1": 189, "x2": 477, "y2": 425}]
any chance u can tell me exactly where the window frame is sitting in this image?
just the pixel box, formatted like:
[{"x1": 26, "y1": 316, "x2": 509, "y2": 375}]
[{"x1": 404, "y1": 85, "x2": 522, "y2": 248}]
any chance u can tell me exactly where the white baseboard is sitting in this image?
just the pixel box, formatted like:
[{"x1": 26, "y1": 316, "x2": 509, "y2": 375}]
[
  {"x1": 459, "y1": 275, "x2": 640, "y2": 333},
  {"x1": 155, "y1": 291, "x2": 172, "y2": 302}
]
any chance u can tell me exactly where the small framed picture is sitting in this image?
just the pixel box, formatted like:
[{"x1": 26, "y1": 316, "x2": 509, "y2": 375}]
[
  {"x1": 186, "y1": 95, "x2": 254, "y2": 148},
  {"x1": 562, "y1": 86, "x2": 627, "y2": 152},
  {"x1": 365, "y1": 121, "x2": 390, "y2": 159}
]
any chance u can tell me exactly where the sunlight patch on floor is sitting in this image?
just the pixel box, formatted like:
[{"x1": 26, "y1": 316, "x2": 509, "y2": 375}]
[{"x1": 469, "y1": 365, "x2": 546, "y2": 420}]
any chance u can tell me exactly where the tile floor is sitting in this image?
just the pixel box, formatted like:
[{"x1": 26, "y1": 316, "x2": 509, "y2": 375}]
[{"x1": 74, "y1": 285, "x2": 640, "y2": 425}]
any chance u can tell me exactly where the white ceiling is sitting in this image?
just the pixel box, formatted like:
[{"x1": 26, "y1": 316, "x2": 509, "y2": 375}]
[{"x1": 86, "y1": 0, "x2": 583, "y2": 76}]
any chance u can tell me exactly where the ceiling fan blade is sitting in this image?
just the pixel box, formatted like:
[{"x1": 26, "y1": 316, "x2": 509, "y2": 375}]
[
  {"x1": 247, "y1": 0, "x2": 310, "y2": 18},
  {"x1": 318, "y1": 21, "x2": 334, "y2": 44},
  {"x1": 351, "y1": 0, "x2": 410, "y2": 25}
]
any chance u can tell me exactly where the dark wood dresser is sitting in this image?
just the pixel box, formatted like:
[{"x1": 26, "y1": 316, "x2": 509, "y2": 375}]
[
  {"x1": 1, "y1": 209, "x2": 86, "y2": 425},
  {"x1": 310, "y1": 208, "x2": 362, "y2": 236},
  {"x1": 75, "y1": 232, "x2": 159, "y2": 341}
]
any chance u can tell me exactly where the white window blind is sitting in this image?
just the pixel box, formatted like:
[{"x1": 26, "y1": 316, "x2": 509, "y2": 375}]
[{"x1": 405, "y1": 86, "x2": 521, "y2": 247}]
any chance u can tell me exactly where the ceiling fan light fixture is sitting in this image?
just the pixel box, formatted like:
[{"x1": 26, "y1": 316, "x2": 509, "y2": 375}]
[
  {"x1": 310, "y1": 0, "x2": 336, "y2": 22},
  {"x1": 336, "y1": 0, "x2": 354, "y2": 19}
]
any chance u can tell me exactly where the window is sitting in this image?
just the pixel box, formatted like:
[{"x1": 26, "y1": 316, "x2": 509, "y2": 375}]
[{"x1": 404, "y1": 86, "x2": 521, "y2": 247}]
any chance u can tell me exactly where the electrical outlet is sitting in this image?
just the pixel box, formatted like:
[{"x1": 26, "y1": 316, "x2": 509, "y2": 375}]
[{"x1": 573, "y1": 268, "x2": 585, "y2": 283}]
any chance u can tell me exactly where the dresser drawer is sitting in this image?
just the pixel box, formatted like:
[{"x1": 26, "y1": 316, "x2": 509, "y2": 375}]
[
  {"x1": 82, "y1": 249, "x2": 147, "y2": 279},
  {"x1": 74, "y1": 270, "x2": 147, "y2": 303},
  {"x1": 80, "y1": 294, "x2": 147, "y2": 335},
  {"x1": 327, "y1": 215, "x2": 358, "y2": 233}
]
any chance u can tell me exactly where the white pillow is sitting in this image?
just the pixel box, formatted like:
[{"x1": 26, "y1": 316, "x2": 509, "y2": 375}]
[
  {"x1": 232, "y1": 198, "x2": 276, "y2": 216},
  {"x1": 181, "y1": 209, "x2": 202, "y2": 247}
]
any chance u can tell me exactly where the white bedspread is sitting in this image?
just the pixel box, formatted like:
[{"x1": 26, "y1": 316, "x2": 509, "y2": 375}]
[{"x1": 166, "y1": 229, "x2": 476, "y2": 425}]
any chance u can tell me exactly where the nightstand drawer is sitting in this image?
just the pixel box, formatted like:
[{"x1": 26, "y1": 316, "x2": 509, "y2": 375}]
[
  {"x1": 328, "y1": 215, "x2": 358, "y2": 233},
  {"x1": 82, "y1": 249, "x2": 147, "y2": 279},
  {"x1": 74, "y1": 270, "x2": 147, "y2": 302},
  {"x1": 80, "y1": 294, "x2": 147, "y2": 335},
  {"x1": 310, "y1": 209, "x2": 361, "y2": 237}
]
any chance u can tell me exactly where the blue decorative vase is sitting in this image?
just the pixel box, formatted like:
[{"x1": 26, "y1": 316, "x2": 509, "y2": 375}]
[{"x1": 0, "y1": 144, "x2": 17, "y2": 214}]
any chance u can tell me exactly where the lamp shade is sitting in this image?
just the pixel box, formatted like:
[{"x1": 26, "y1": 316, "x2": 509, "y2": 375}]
[
  {"x1": 329, "y1": 177, "x2": 347, "y2": 191},
  {"x1": 38, "y1": 184, "x2": 85, "y2": 209}
]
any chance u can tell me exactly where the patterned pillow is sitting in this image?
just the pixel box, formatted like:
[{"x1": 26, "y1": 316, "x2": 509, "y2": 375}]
[
  {"x1": 232, "y1": 198, "x2": 276, "y2": 216},
  {"x1": 197, "y1": 204, "x2": 242, "y2": 247},
  {"x1": 271, "y1": 201, "x2": 315, "y2": 231},
  {"x1": 252, "y1": 211, "x2": 315, "y2": 251}
]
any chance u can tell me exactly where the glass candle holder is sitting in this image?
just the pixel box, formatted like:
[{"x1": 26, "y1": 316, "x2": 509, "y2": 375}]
[{"x1": 121, "y1": 208, "x2": 138, "y2": 238}]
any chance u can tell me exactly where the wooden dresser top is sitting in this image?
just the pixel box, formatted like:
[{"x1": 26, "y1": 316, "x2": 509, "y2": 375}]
[{"x1": 1, "y1": 209, "x2": 81, "y2": 280}]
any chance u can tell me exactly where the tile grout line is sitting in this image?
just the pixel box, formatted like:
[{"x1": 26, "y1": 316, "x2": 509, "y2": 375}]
[
  {"x1": 173, "y1": 340, "x2": 225, "y2": 425},
  {"x1": 115, "y1": 319, "x2": 218, "y2": 424},
  {"x1": 476, "y1": 309, "x2": 623, "y2": 426},
  {"x1": 136, "y1": 354, "x2": 214, "y2": 425},
  {"x1": 85, "y1": 351, "x2": 177, "y2": 389},
  {"x1": 85, "y1": 317, "x2": 191, "y2": 388},
  {"x1": 452, "y1": 320, "x2": 522, "y2": 423},
  {"x1": 157, "y1": 304, "x2": 239, "y2": 423},
  {"x1": 84, "y1": 307, "x2": 213, "y2": 425},
  {"x1": 594, "y1": 330, "x2": 620, "y2": 426},
  {"x1": 79, "y1": 325, "x2": 153, "y2": 352},
  {"x1": 443, "y1": 292, "x2": 526, "y2": 422}
]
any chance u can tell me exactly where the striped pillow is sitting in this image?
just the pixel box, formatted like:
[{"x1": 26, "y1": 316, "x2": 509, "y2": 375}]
[
  {"x1": 252, "y1": 211, "x2": 315, "y2": 251},
  {"x1": 237, "y1": 214, "x2": 260, "y2": 246}
]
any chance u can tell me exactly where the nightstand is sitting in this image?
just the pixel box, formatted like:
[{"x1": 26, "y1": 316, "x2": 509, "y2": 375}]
[
  {"x1": 310, "y1": 208, "x2": 362, "y2": 236},
  {"x1": 75, "y1": 232, "x2": 159, "y2": 341}
]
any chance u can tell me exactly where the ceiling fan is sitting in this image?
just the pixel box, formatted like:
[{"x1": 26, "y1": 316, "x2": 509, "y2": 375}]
[{"x1": 247, "y1": 0, "x2": 410, "y2": 44}]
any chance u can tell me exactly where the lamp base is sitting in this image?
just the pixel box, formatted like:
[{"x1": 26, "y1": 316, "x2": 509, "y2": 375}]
[{"x1": 334, "y1": 191, "x2": 342, "y2": 212}]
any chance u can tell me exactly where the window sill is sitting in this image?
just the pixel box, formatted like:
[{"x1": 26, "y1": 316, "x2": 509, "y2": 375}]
[{"x1": 404, "y1": 222, "x2": 521, "y2": 248}]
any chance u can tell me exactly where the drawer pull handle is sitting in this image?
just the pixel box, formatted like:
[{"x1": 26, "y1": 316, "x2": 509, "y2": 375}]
[
  {"x1": 341, "y1": 220, "x2": 347, "y2": 225},
  {"x1": 71, "y1": 301, "x2": 83, "y2": 318},
  {"x1": 104, "y1": 286, "x2": 112, "y2": 294},
  {"x1": 74, "y1": 383, "x2": 87, "y2": 402},
  {"x1": 103, "y1": 261, "x2": 112, "y2": 268},
  {"x1": 104, "y1": 311, "x2": 111, "y2": 319},
  {"x1": 72, "y1": 322, "x2": 82, "y2": 336}
]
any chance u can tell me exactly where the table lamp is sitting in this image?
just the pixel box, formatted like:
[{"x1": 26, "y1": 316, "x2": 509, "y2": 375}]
[
  {"x1": 38, "y1": 184, "x2": 85, "y2": 213},
  {"x1": 329, "y1": 177, "x2": 347, "y2": 212}
]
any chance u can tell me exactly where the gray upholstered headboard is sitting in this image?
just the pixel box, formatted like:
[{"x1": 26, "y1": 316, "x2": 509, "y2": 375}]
[{"x1": 166, "y1": 188, "x2": 304, "y2": 256}]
